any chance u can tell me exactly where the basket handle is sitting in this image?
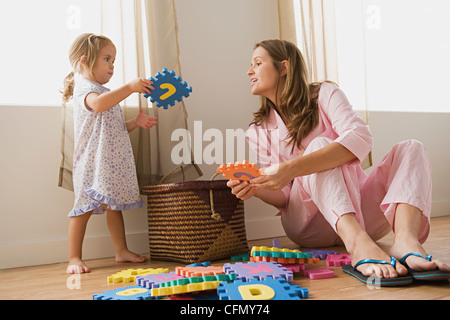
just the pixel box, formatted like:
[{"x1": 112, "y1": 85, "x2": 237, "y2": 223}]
[
  {"x1": 159, "y1": 165, "x2": 186, "y2": 184},
  {"x1": 209, "y1": 172, "x2": 222, "y2": 220}
]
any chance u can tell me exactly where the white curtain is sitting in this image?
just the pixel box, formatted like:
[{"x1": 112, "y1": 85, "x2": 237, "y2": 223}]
[
  {"x1": 59, "y1": 0, "x2": 201, "y2": 191},
  {"x1": 278, "y1": 0, "x2": 372, "y2": 168}
]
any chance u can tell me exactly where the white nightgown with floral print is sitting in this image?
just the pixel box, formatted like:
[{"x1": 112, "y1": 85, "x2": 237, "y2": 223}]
[{"x1": 68, "y1": 76, "x2": 144, "y2": 217}]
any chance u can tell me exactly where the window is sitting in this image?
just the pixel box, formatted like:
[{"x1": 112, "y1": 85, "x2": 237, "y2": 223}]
[
  {"x1": 295, "y1": 0, "x2": 450, "y2": 113},
  {"x1": 0, "y1": 0, "x2": 143, "y2": 107}
]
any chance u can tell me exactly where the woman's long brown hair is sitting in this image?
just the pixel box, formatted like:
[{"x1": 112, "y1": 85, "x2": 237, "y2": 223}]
[{"x1": 250, "y1": 39, "x2": 321, "y2": 153}]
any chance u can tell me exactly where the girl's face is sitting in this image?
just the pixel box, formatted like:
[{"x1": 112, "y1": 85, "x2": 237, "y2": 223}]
[
  {"x1": 247, "y1": 46, "x2": 282, "y2": 103},
  {"x1": 91, "y1": 43, "x2": 116, "y2": 85}
]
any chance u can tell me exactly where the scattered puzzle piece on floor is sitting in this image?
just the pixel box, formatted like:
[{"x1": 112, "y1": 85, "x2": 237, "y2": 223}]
[
  {"x1": 223, "y1": 261, "x2": 293, "y2": 282},
  {"x1": 175, "y1": 266, "x2": 224, "y2": 277},
  {"x1": 302, "y1": 249, "x2": 339, "y2": 260},
  {"x1": 217, "y1": 161, "x2": 263, "y2": 181},
  {"x1": 326, "y1": 254, "x2": 352, "y2": 267},
  {"x1": 250, "y1": 255, "x2": 319, "y2": 264},
  {"x1": 107, "y1": 267, "x2": 169, "y2": 283},
  {"x1": 231, "y1": 253, "x2": 250, "y2": 262},
  {"x1": 280, "y1": 263, "x2": 305, "y2": 273},
  {"x1": 186, "y1": 261, "x2": 211, "y2": 267},
  {"x1": 151, "y1": 280, "x2": 222, "y2": 297},
  {"x1": 273, "y1": 238, "x2": 281, "y2": 248},
  {"x1": 251, "y1": 246, "x2": 313, "y2": 259},
  {"x1": 136, "y1": 272, "x2": 185, "y2": 289},
  {"x1": 303, "y1": 268, "x2": 335, "y2": 280},
  {"x1": 217, "y1": 277, "x2": 309, "y2": 300},
  {"x1": 144, "y1": 68, "x2": 192, "y2": 109},
  {"x1": 93, "y1": 285, "x2": 158, "y2": 300}
]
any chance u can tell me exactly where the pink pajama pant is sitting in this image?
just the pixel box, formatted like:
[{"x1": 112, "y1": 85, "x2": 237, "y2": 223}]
[{"x1": 281, "y1": 138, "x2": 432, "y2": 247}]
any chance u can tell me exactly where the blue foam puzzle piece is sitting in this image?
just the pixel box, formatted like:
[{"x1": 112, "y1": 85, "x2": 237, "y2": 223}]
[
  {"x1": 223, "y1": 261, "x2": 293, "y2": 282},
  {"x1": 217, "y1": 277, "x2": 309, "y2": 300},
  {"x1": 186, "y1": 261, "x2": 211, "y2": 267},
  {"x1": 144, "y1": 68, "x2": 192, "y2": 109},
  {"x1": 93, "y1": 285, "x2": 159, "y2": 300}
]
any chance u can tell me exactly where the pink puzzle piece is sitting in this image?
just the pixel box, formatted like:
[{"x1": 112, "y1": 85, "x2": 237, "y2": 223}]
[
  {"x1": 326, "y1": 254, "x2": 352, "y2": 267},
  {"x1": 280, "y1": 263, "x2": 305, "y2": 273},
  {"x1": 303, "y1": 268, "x2": 335, "y2": 280}
]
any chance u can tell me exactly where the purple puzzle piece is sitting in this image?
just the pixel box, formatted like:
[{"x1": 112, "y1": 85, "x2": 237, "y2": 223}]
[
  {"x1": 302, "y1": 249, "x2": 339, "y2": 260},
  {"x1": 223, "y1": 261, "x2": 293, "y2": 282},
  {"x1": 326, "y1": 254, "x2": 352, "y2": 267},
  {"x1": 136, "y1": 272, "x2": 185, "y2": 289}
]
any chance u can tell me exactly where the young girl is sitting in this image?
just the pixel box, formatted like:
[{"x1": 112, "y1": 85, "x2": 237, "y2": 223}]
[
  {"x1": 229, "y1": 39, "x2": 450, "y2": 285},
  {"x1": 62, "y1": 33, "x2": 157, "y2": 274}
]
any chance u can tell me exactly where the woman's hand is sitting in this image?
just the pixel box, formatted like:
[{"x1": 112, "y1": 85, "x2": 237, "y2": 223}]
[
  {"x1": 250, "y1": 161, "x2": 294, "y2": 191},
  {"x1": 227, "y1": 179, "x2": 257, "y2": 200}
]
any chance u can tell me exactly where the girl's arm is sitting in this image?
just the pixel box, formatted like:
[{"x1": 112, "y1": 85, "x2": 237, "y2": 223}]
[{"x1": 85, "y1": 78, "x2": 153, "y2": 112}]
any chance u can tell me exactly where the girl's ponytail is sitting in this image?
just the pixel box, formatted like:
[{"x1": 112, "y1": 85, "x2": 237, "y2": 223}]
[{"x1": 62, "y1": 71, "x2": 75, "y2": 104}]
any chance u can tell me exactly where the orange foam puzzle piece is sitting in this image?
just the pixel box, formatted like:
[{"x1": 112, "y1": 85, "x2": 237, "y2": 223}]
[{"x1": 217, "y1": 160, "x2": 263, "y2": 181}]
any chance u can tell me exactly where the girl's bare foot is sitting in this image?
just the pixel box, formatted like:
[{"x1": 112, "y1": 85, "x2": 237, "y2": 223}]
[
  {"x1": 115, "y1": 249, "x2": 147, "y2": 263},
  {"x1": 67, "y1": 258, "x2": 90, "y2": 274}
]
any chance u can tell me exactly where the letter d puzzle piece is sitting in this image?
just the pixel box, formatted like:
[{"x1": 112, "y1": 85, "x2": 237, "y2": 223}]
[{"x1": 217, "y1": 278, "x2": 309, "y2": 300}]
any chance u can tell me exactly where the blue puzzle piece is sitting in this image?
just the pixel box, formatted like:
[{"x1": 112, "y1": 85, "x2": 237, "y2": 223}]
[
  {"x1": 144, "y1": 68, "x2": 192, "y2": 109},
  {"x1": 223, "y1": 261, "x2": 293, "y2": 282},
  {"x1": 217, "y1": 278, "x2": 309, "y2": 300},
  {"x1": 93, "y1": 285, "x2": 159, "y2": 300}
]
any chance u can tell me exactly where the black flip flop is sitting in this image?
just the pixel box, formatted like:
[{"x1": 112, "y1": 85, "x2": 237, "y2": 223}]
[
  {"x1": 399, "y1": 252, "x2": 450, "y2": 281},
  {"x1": 342, "y1": 257, "x2": 413, "y2": 287}
]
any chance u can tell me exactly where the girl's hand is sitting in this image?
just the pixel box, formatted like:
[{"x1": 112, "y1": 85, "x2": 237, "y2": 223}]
[
  {"x1": 227, "y1": 179, "x2": 257, "y2": 200},
  {"x1": 128, "y1": 78, "x2": 154, "y2": 95},
  {"x1": 250, "y1": 161, "x2": 294, "y2": 191},
  {"x1": 135, "y1": 108, "x2": 157, "y2": 129}
]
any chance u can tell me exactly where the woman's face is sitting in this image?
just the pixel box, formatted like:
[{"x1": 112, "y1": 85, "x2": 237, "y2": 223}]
[{"x1": 247, "y1": 46, "x2": 281, "y2": 103}]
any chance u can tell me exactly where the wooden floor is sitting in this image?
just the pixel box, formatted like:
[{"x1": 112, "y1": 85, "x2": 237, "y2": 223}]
[{"x1": 1, "y1": 216, "x2": 449, "y2": 301}]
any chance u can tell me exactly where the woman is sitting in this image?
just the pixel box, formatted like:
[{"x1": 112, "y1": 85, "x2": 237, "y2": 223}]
[{"x1": 228, "y1": 39, "x2": 450, "y2": 285}]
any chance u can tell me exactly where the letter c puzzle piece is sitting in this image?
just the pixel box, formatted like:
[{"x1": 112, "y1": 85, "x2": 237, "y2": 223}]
[
  {"x1": 144, "y1": 68, "x2": 192, "y2": 109},
  {"x1": 217, "y1": 161, "x2": 263, "y2": 181}
]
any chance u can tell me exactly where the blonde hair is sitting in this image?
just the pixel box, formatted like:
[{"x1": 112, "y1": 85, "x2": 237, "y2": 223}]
[
  {"x1": 250, "y1": 39, "x2": 322, "y2": 152},
  {"x1": 61, "y1": 33, "x2": 114, "y2": 103}
]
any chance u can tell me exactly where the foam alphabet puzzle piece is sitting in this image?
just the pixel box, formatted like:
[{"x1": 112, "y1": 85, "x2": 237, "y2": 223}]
[
  {"x1": 303, "y1": 268, "x2": 335, "y2": 280},
  {"x1": 175, "y1": 266, "x2": 224, "y2": 277},
  {"x1": 217, "y1": 161, "x2": 263, "y2": 181},
  {"x1": 223, "y1": 261, "x2": 293, "y2": 282},
  {"x1": 251, "y1": 246, "x2": 313, "y2": 259},
  {"x1": 151, "y1": 280, "x2": 222, "y2": 297},
  {"x1": 107, "y1": 267, "x2": 169, "y2": 283},
  {"x1": 326, "y1": 254, "x2": 352, "y2": 267},
  {"x1": 143, "y1": 68, "x2": 192, "y2": 109},
  {"x1": 93, "y1": 285, "x2": 158, "y2": 300},
  {"x1": 217, "y1": 278, "x2": 309, "y2": 300},
  {"x1": 302, "y1": 249, "x2": 339, "y2": 260},
  {"x1": 136, "y1": 272, "x2": 185, "y2": 289}
]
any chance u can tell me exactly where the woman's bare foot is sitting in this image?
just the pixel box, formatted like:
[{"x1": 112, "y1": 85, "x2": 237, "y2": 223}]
[
  {"x1": 67, "y1": 258, "x2": 90, "y2": 274},
  {"x1": 389, "y1": 234, "x2": 450, "y2": 272},
  {"x1": 337, "y1": 213, "x2": 407, "y2": 278},
  {"x1": 115, "y1": 249, "x2": 147, "y2": 263}
]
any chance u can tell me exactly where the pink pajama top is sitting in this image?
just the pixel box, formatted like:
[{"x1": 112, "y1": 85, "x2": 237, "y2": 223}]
[{"x1": 247, "y1": 82, "x2": 372, "y2": 213}]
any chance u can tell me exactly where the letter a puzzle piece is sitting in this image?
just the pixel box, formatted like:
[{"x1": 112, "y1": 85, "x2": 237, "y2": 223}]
[
  {"x1": 144, "y1": 68, "x2": 192, "y2": 109},
  {"x1": 217, "y1": 277, "x2": 309, "y2": 300},
  {"x1": 223, "y1": 261, "x2": 293, "y2": 282},
  {"x1": 217, "y1": 160, "x2": 263, "y2": 181}
]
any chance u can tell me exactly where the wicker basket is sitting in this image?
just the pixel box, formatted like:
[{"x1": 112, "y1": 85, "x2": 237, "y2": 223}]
[{"x1": 142, "y1": 175, "x2": 249, "y2": 264}]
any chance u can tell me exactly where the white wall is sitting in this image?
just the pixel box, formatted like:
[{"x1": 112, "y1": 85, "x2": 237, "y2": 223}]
[{"x1": 1, "y1": 1, "x2": 449, "y2": 269}]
